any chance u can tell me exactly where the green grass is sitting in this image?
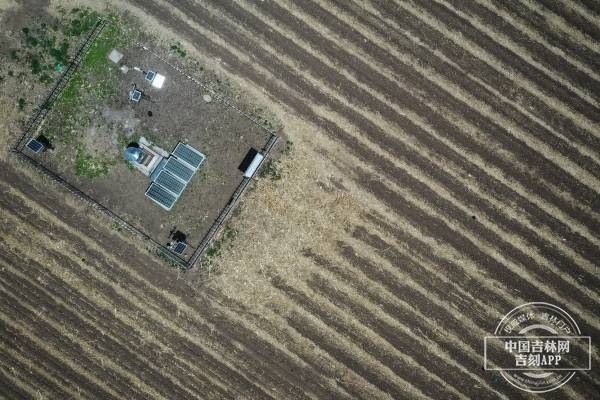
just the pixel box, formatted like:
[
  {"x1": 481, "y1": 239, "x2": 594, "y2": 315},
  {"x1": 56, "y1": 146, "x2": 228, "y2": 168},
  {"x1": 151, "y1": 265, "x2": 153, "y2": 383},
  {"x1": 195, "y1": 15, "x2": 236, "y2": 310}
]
[
  {"x1": 49, "y1": 41, "x2": 70, "y2": 65},
  {"x1": 54, "y1": 19, "x2": 124, "y2": 120},
  {"x1": 66, "y1": 8, "x2": 101, "y2": 37},
  {"x1": 29, "y1": 56, "x2": 42, "y2": 74},
  {"x1": 154, "y1": 249, "x2": 187, "y2": 271},
  {"x1": 20, "y1": 19, "x2": 72, "y2": 83},
  {"x1": 83, "y1": 22, "x2": 125, "y2": 76},
  {"x1": 170, "y1": 42, "x2": 187, "y2": 58},
  {"x1": 259, "y1": 160, "x2": 282, "y2": 181},
  {"x1": 75, "y1": 147, "x2": 110, "y2": 178},
  {"x1": 39, "y1": 73, "x2": 53, "y2": 84},
  {"x1": 205, "y1": 226, "x2": 237, "y2": 259},
  {"x1": 283, "y1": 139, "x2": 293, "y2": 155}
]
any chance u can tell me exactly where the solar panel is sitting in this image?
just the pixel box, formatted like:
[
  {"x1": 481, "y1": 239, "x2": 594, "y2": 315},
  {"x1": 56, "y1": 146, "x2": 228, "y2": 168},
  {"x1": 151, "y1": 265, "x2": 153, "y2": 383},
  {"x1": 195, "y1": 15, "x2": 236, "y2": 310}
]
[
  {"x1": 164, "y1": 157, "x2": 195, "y2": 182},
  {"x1": 173, "y1": 143, "x2": 205, "y2": 169},
  {"x1": 130, "y1": 89, "x2": 142, "y2": 102},
  {"x1": 145, "y1": 183, "x2": 177, "y2": 210},
  {"x1": 154, "y1": 170, "x2": 186, "y2": 195},
  {"x1": 26, "y1": 139, "x2": 45, "y2": 153},
  {"x1": 172, "y1": 241, "x2": 187, "y2": 255}
]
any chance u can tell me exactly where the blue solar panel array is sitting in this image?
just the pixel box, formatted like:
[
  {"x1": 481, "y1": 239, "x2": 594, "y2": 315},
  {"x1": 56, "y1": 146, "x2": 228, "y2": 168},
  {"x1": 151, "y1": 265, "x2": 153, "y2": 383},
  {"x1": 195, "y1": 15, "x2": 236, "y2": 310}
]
[
  {"x1": 145, "y1": 183, "x2": 177, "y2": 210},
  {"x1": 145, "y1": 142, "x2": 206, "y2": 211},
  {"x1": 173, "y1": 143, "x2": 205, "y2": 169},
  {"x1": 172, "y1": 241, "x2": 187, "y2": 255},
  {"x1": 155, "y1": 170, "x2": 186, "y2": 196},
  {"x1": 164, "y1": 157, "x2": 195, "y2": 182},
  {"x1": 26, "y1": 138, "x2": 45, "y2": 153}
]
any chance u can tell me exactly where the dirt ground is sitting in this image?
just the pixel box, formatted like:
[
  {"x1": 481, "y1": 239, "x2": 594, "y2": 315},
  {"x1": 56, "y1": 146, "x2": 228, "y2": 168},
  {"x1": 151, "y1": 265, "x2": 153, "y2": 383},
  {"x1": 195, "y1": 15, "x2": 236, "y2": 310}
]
[{"x1": 1, "y1": 0, "x2": 599, "y2": 399}]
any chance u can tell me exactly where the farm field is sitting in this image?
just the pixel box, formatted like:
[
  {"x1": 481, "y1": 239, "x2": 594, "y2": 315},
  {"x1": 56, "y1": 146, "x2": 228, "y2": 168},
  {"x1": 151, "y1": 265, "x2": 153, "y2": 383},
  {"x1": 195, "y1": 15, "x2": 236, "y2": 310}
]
[{"x1": 1, "y1": 0, "x2": 599, "y2": 399}]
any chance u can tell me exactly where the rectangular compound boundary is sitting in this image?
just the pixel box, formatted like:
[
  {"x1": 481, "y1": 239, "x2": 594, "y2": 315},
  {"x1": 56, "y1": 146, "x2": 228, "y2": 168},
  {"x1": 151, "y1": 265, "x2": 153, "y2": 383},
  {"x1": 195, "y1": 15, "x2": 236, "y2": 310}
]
[
  {"x1": 10, "y1": 19, "x2": 280, "y2": 272},
  {"x1": 10, "y1": 18, "x2": 188, "y2": 270}
]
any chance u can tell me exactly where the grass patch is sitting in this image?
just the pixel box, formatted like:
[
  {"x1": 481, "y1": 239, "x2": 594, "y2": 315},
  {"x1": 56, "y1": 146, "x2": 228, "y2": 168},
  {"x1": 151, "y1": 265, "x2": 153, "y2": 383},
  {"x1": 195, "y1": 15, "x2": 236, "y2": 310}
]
[
  {"x1": 83, "y1": 22, "x2": 125, "y2": 76},
  {"x1": 59, "y1": 72, "x2": 83, "y2": 107},
  {"x1": 66, "y1": 8, "x2": 101, "y2": 37},
  {"x1": 259, "y1": 159, "x2": 282, "y2": 181},
  {"x1": 51, "y1": 17, "x2": 125, "y2": 136},
  {"x1": 154, "y1": 248, "x2": 187, "y2": 271},
  {"x1": 75, "y1": 146, "x2": 110, "y2": 178},
  {"x1": 39, "y1": 73, "x2": 54, "y2": 84},
  {"x1": 205, "y1": 226, "x2": 237, "y2": 259},
  {"x1": 29, "y1": 56, "x2": 42, "y2": 74},
  {"x1": 49, "y1": 41, "x2": 70, "y2": 65},
  {"x1": 17, "y1": 98, "x2": 26, "y2": 111}
]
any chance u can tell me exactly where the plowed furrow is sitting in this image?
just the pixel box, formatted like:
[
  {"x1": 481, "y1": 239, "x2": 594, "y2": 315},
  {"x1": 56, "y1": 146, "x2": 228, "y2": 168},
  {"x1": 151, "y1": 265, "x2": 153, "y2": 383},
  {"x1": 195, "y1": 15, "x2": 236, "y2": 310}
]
[
  {"x1": 0, "y1": 346, "x2": 69, "y2": 400},
  {"x1": 0, "y1": 252, "x2": 213, "y2": 400},
  {"x1": 407, "y1": 0, "x2": 600, "y2": 124},
  {"x1": 0, "y1": 287, "x2": 136, "y2": 399},
  {"x1": 122, "y1": 2, "x2": 600, "y2": 248},
  {"x1": 332, "y1": 0, "x2": 600, "y2": 163},
  {"x1": 269, "y1": 276, "x2": 467, "y2": 399},
  {"x1": 521, "y1": 0, "x2": 600, "y2": 51},
  {"x1": 366, "y1": 0, "x2": 600, "y2": 148},
  {"x1": 305, "y1": 272, "x2": 503, "y2": 400},
  {"x1": 0, "y1": 183, "x2": 351, "y2": 400},
  {"x1": 155, "y1": 0, "x2": 600, "y2": 268},
  {"x1": 452, "y1": 0, "x2": 600, "y2": 94},
  {"x1": 260, "y1": 0, "x2": 600, "y2": 247},
  {"x1": 473, "y1": 0, "x2": 600, "y2": 86},
  {"x1": 303, "y1": 249, "x2": 505, "y2": 373},
  {"x1": 0, "y1": 209, "x2": 280, "y2": 400},
  {"x1": 205, "y1": 0, "x2": 600, "y2": 206},
  {"x1": 280, "y1": 309, "x2": 425, "y2": 400},
  {"x1": 0, "y1": 364, "x2": 44, "y2": 400},
  {"x1": 0, "y1": 315, "x2": 111, "y2": 399},
  {"x1": 346, "y1": 167, "x2": 600, "y2": 334},
  {"x1": 388, "y1": 0, "x2": 599, "y2": 136}
]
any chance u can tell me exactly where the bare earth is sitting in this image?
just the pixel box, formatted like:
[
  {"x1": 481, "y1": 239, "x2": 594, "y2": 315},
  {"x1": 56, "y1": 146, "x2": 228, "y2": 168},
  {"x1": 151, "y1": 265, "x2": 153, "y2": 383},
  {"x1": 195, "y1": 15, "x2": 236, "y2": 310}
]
[{"x1": 0, "y1": 0, "x2": 599, "y2": 399}]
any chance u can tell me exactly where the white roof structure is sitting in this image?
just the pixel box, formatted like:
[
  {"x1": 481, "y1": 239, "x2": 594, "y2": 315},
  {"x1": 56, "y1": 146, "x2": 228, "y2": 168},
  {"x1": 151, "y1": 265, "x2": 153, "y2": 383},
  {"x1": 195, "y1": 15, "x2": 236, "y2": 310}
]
[
  {"x1": 244, "y1": 153, "x2": 264, "y2": 178},
  {"x1": 151, "y1": 73, "x2": 166, "y2": 89}
]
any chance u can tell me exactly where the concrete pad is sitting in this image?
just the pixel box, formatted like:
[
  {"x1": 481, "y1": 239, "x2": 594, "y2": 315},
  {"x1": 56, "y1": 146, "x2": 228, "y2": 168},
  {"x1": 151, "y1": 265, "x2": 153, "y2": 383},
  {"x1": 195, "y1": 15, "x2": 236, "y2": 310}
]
[
  {"x1": 151, "y1": 73, "x2": 165, "y2": 89},
  {"x1": 108, "y1": 49, "x2": 123, "y2": 64}
]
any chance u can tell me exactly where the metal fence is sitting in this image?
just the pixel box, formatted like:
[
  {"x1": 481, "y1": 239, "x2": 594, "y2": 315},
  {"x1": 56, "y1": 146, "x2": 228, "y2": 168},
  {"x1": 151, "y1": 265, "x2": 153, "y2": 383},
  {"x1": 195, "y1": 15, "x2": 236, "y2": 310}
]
[
  {"x1": 188, "y1": 133, "x2": 279, "y2": 268},
  {"x1": 13, "y1": 18, "x2": 106, "y2": 152},
  {"x1": 11, "y1": 18, "x2": 279, "y2": 272}
]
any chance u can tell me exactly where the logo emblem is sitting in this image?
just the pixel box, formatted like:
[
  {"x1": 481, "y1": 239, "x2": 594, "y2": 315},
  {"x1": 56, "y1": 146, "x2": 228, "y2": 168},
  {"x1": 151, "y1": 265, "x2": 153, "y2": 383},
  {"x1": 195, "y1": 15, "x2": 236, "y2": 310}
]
[{"x1": 484, "y1": 302, "x2": 591, "y2": 393}]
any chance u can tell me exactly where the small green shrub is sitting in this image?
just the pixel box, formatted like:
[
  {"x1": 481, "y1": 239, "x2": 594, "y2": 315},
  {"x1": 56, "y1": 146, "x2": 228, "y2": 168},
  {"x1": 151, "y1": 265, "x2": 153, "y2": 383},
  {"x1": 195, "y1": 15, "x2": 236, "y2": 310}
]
[
  {"x1": 39, "y1": 73, "x2": 53, "y2": 84},
  {"x1": 259, "y1": 160, "x2": 282, "y2": 181},
  {"x1": 170, "y1": 42, "x2": 187, "y2": 58},
  {"x1": 205, "y1": 226, "x2": 237, "y2": 259},
  {"x1": 155, "y1": 249, "x2": 187, "y2": 271},
  {"x1": 283, "y1": 139, "x2": 293, "y2": 155},
  {"x1": 30, "y1": 56, "x2": 42, "y2": 74}
]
